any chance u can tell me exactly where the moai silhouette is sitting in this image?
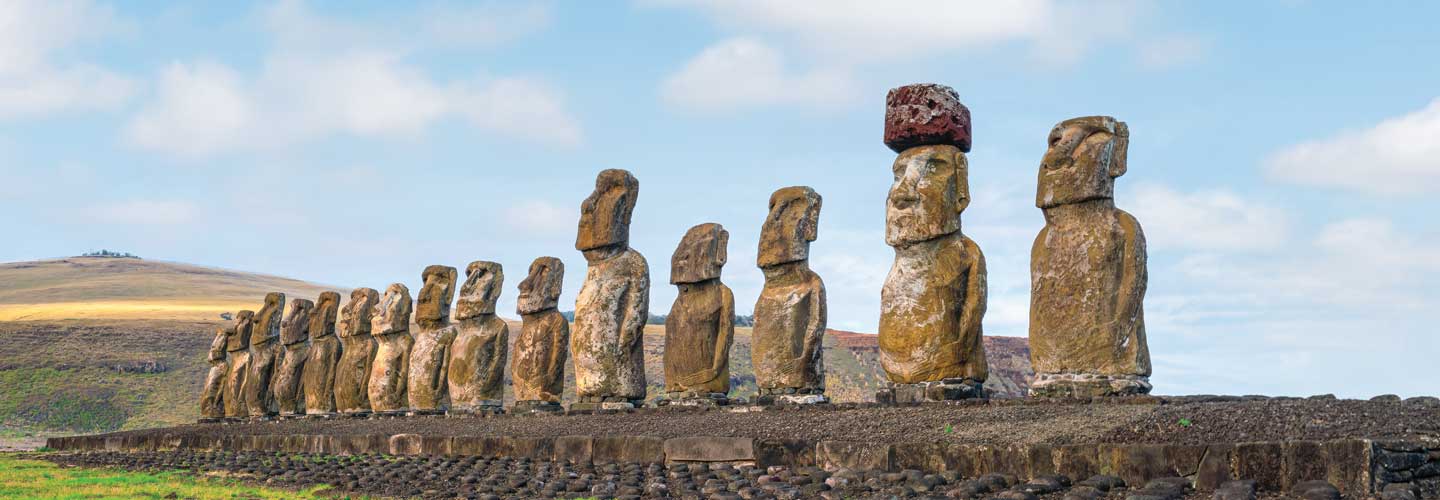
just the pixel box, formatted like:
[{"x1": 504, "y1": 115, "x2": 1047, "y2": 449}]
[
  {"x1": 222, "y1": 310, "x2": 253, "y2": 419},
  {"x1": 334, "y1": 288, "x2": 379, "y2": 415},
  {"x1": 571, "y1": 169, "x2": 650, "y2": 410},
  {"x1": 198, "y1": 326, "x2": 228, "y2": 422},
  {"x1": 512, "y1": 257, "x2": 568, "y2": 414},
  {"x1": 301, "y1": 291, "x2": 341, "y2": 415},
  {"x1": 447, "y1": 261, "x2": 508, "y2": 414},
  {"x1": 367, "y1": 283, "x2": 413, "y2": 415},
  {"x1": 752, "y1": 186, "x2": 828, "y2": 405},
  {"x1": 246, "y1": 292, "x2": 285, "y2": 417},
  {"x1": 663, "y1": 223, "x2": 734, "y2": 406}
]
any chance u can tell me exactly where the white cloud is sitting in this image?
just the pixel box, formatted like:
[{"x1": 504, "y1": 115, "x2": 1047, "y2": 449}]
[
  {"x1": 124, "y1": 1, "x2": 581, "y2": 158},
  {"x1": 263, "y1": 0, "x2": 550, "y2": 53},
  {"x1": 0, "y1": 0, "x2": 135, "y2": 118},
  {"x1": 1128, "y1": 182, "x2": 1290, "y2": 251},
  {"x1": 1265, "y1": 97, "x2": 1440, "y2": 195},
  {"x1": 502, "y1": 200, "x2": 575, "y2": 236},
  {"x1": 661, "y1": 37, "x2": 856, "y2": 112},
  {"x1": 88, "y1": 200, "x2": 199, "y2": 226},
  {"x1": 1136, "y1": 34, "x2": 1211, "y2": 69}
]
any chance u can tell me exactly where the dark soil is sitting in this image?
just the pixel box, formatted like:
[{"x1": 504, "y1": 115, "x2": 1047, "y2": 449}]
[{"x1": 87, "y1": 396, "x2": 1440, "y2": 447}]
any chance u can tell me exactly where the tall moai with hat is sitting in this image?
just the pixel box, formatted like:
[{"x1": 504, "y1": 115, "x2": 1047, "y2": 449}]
[
  {"x1": 512, "y1": 257, "x2": 569, "y2": 414},
  {"x1": 246, "y1": 292, "x2": 286, "y2": 417},
  {"x1": 368, "y1": 283, "x2": 414, "y2": 415},
  {"x1": 876, "y1": 84, "x2": 989, "y2": 403},
  {"x1": 222, "y1": 310, "x2": 253, "y2": 419},
  {"x1": 301, "y1": 291, "x2": 342, "y2": 415},
  {"x1": 334, "y1": 288, "x2": 379, "y2": 415},
  {"x1": 447, "y1": 261, "x2": 509, "y2": 414},
  {"x1": 272, "y1": 297, "x2": 314, "y2": 417},
  {"x1": 663, "y1": 223, "x2": 735, "y2": 406},
  {"x1": 408, "y1": 265, "x2": 458, "y2": 414},
  {"x1": 198, "y1": 326, "x2": 229, "y2": 422},
  {"x1": 752, "y1": 186, "x2": 828, "y2": 405},
  {"x1": 571, "y1": 169, "x2": 650, "y2": 410},
  {"x1": 1029, "y1": 116, "x2": 1151, "y2": 397}
]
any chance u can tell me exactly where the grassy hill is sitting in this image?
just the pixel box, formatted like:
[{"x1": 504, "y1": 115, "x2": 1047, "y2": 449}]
[{"x1": 0, "y1": 257, "x2": 1031, "y2": 443}]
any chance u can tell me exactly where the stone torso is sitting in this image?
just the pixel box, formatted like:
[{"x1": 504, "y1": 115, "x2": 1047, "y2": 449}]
[
  {"x1": 513, "y1": 310, "x2": 570, "y2": 403},
  {"x1": 301, "y1": 335, "x2": 340, "y2": 413},
  {"x1": 879, "y1": 233, "x2": 986, "y2": 384},
  {"x1": 752, "y1": 267, "x2": 825, "y2": 391},
  {"x1": 664, "y1": 281, "x2": 732, "y2": 395},
  {"x1": 407, "y1": 324, "x2": 456, "y2": 410},
  {"x1": 368, "y1": 332, "x2": 413, "y2": 412},
  {"x1": 447, "y1": 315, "x2": 508, "y2": 406},
  {"x1": 334, "y1": 334, "x2": 375, "y2": 412},
  {"x1": 572, "y1": 248, "x2": 649, "y2": 400}
]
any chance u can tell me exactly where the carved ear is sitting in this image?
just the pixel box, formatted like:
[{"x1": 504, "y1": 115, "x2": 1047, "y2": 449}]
[
  {"x1": 804, "y1": 193, "x2": 822, "y2": 242},
  {"x1": 954, "y1": 151, "x2": 971, "y2": 214},
  {"x1": 715, "y1": 228, "x2": 729, "y2": 267},
  {"x1": 1110, "y1": 122, "x2": 1129, "y2": 179}
]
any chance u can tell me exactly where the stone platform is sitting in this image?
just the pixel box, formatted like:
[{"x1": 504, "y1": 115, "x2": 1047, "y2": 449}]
[{"x1": 47, "y1": 396, "x2": 1440, "y2": 496}]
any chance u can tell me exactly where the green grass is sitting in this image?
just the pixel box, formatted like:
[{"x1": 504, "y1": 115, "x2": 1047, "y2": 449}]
[{"x1": 0, "y1": 454, "x2": 369, "y2": 499}]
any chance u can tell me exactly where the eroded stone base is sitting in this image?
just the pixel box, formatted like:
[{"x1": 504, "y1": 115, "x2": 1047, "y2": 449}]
[
  {"x1": 510, "y1": 401, "x2": 563, "y2": 415},
  {"x1": 1029, "y1": 373, "x2": 1152, "y2": 398},
  {"x1": 196, "y1": 417, "x2": 224, "y2": 424},
  {"x1": 754, "y1": 393, "x2": 830, "y2": 405},
  {"x1": 570, "y1": 396, "x2": 643, "y2": 412},
  {"x1": 876, "y1": 379, "x2": 984, "y2": 404},
  {"x1": 448, "y1": 401, "x2": 504, "y2": 416},
  {"x1": 661, "y1": 392, "x2": 729, "y2": 407}
]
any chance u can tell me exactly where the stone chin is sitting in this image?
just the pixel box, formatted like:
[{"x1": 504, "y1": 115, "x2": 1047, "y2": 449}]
[
  {"x1": 884, "y1": 211, "x2": 959, "y2": 247},
  {"x1": 516, "y1": 295, "x2": 556, "y2": 315}
]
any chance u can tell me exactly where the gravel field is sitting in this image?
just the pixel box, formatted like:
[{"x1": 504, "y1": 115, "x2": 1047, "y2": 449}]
[{"x1": 91, "y1": 396, "x2": 1440, "y2": 446}]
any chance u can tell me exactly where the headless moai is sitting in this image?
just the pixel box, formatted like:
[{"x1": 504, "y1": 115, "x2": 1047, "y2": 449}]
[
  {"x1": 572, "y1": 169, "x2": 650, "y2": 410},
  {"x1": 333, "y1": 288, "x2": 379, "y2": 415},
  {"x1": 301, "y1": 291, "x2": 342, "y2": 415},
  {"x1": 246, "y1": 292, "x2": 285, "y2": 417},
  {"x1": 1029, "y1": 116, "x2": 1151, "y2": 397},
  {"x1": 876, "y1": 84, "x2": 988, "y2": 403},
  {"x1": 367, "y1": 283, "x2": 413, "y2": 414},
  {"x1": 198, "y1": 326, "x2": 228, "y2": 422},
  {"x1": 663, "y1": 223, "x2": 734, "y2": 405},
  {"x1": 447, "y1": 261, "x2": 509, "y2": 414},
  {"x1": 222, "y1": 310, "x2": 253, "y2": 418},
  {"x1": 408, "y1": 265, "x2": 458, "y2": 414},
  {"x1": 512, "y1": 257, "x2": 568, "y2": 413},
  {"x1": 273, "y1": 298, "x2": 314, "y2": 417},
  {"x1": 752, "y1": 186, "x2": 828, "y2": 404}
]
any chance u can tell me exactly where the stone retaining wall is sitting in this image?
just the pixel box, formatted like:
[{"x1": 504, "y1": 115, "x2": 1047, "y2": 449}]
[{"x1": 48, "y1": 433, "x2": 1438, "y2": 495}]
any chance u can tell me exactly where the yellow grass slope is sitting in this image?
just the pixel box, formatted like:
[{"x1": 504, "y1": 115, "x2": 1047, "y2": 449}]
[{"x1": 0, "y1": 257, "x2": 341, "y2": 321}]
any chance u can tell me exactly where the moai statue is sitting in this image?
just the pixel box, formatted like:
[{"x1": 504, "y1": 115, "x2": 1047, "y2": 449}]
[
  {"x1": 272, "y1": 298, "x2": 314, "y2": 417},
  {"x1": 752, "y1": 186, "x2": 828, "y2": 405},
  {"x1": 512, "y1": 257, "x2": 568, "y2": 414},
  {"x1": 447, "y1": 261, "x2": 508, "y2": 414},
  {"x1": 1029, "y1": 116, "x2": 1150, "y2": 397},
  {"x1": 246, "y1": 292, "x2": 285, "y2": 418},
  {"x1": 572, "y1": 169, "x2": 650, "y2": 410},
  {"x1": 198, "y1": 326, "x2": 228, "y2": 423},
  {"x1": 663, "y1": 223, "x2": 734, "y2": 406},
  {"x1": 222, "y1": 310, "x2": 253, "y2": 419},
  {"x1": 408, "y1": 265, "x2": 457, "y2": 414},
  {"x1": 333, "y1": 288, "x2": 379, "y2": 415},
  {"x1": 876, "y1": 84, "x2": 988, "y2": 403},
  {"x1": 301, "y1": 291, "x2": 342, "y2": 415},
  {"x1": 367, "y1": 283, "x2": 413, "y2": 415}
]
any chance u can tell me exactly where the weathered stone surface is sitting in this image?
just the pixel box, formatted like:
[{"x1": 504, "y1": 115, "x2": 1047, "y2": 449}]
[
  {"x1": 273, "y1": 298, "x2": 313, "y2": 416},
  {"x1": 388, "y1": 433, "x2": 422, "y2": 455},
  {"x1": 1029, "y1": 115, "x2": 1150, "y2": 398},
  {"x1": 408, "y1": 265, "x2": 457, "y2": 412},
  {"x1": 1321, "y1": 440, "x2": 1370, "y2": 495},
  {"x1": 245, "y1": 292, "x2": 285, "y2": 417},
  {"x1": 198, "y1": 326, "x2": 228, "y2": 420},
  {"x1": 884, "y1": 83, "x2": 972, "y2": 153},
  {"x1": 818, "y1": 441, "x2": 894, "y2": 472},
  {"x1": 593, "y1": 435, "x2": 664, "y2": 464},
  {"x1": 333, "y1": 288, "x2": 378, "y2": 414},
  {"x1": 665, "y1": 223, "x2": 734, "y2": 398},
  {"x1": 367, "y1": 283, "x2": 413, "y2": 413},
  {"x1": 301, "y1": 291, "x2": 341, "y2": 414},
  {"x1": 448, "y1": 261, "x2": 508, "y2": 412},
  {"x1": 753, "y1": 186, "x2": 827, "y2": 395},
  {"x1": 1233, "y1": 442, "x2": 1284, "y2": 491},
  {"x1": 222, "y1": 310, "x2": 253, "y2": 418},
  {"x1": 879, "y1": 141, "x2": 988, "y2": 386},
  {"x1": 513, "y1": 257, "x2": 569, "y2": 404},
  {"x1": 663, "y1": 436, "x2": 755, "y2": 463},
  {"x1": 553, "y1": 435, "x2": 593, "y2": 464},
  {"x1": 572, "y1": 169, "x2": 649, "y2": 403},
  {"x1": 756, "y1": 439, "x2": 816, "y2": 469}
]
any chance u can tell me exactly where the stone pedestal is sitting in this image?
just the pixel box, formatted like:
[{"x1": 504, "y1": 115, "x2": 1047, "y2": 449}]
[
  {"x1": 875, "y1": 379, "x2": 984, "y2": 404},
  {"x1": 511, "y1": 400, "x2": 564, "y2": 415},
  {"x1": 447, "y1": 400, "x2": 504, "y2": 416},
  {"x1": 570, "y1": 396, "x2": 642, "y2": 411},
  {"x1": 754, "y1": 387, "x2": 829, "y2": 405},
  {"x1": 662, "y1": 392, "x2": 730, "y2": 408},
  {"x1": 1029, "y1": 373, "x2": 1152, "y2": 398}
]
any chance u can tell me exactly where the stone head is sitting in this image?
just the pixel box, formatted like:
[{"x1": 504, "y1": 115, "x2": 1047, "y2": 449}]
[
  {"x1": 885, "y1": 144, "x2": 969, "y2": 246},
  {"x1": 758, "y1": 186, "x2": 822, "y2": 268},
  {"x1": 226, "y1": 310, "x2": 254, "y2": 351},
  {"x1": 576, "y1": 169, "x2": 639, "y2": 252},
  {"x1": 251, "y1": 292, "x2": 286, "y2": 344},
  {"x1": 415, "y1": 265, "x2": 457, "y2": 326},
  {"x1": 1037, "y1": 115, "x2": 1128, "y2": 209},
  {"x1": 518, "y1": 257, "x2": 564, "y2": 315},
  {"x1": 280, "y1": 298, "x2": 314, "y2": 345},
  {"x1": 456, "y1": 261, "x2": 504, "y2": 319},
  {"x1": 671, "y1": 222, "x2": 728, "y2": 285},
  {"x1": 309, "y1": 291, "x2": 341, "y2": 338},
  {"x1": 338, "y1": 287, "x2": 378, "y2": 339},
  {"x1": 370, "y1": 283, "x2": 413, "y2": 336}
]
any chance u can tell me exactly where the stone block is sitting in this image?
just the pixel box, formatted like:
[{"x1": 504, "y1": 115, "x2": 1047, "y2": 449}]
[
  {"x1": 1054, "y1": 444, "x2": 1102, "y2": 479},
  {"x1": 1283, "y1": 441, "x2": 1327, "y2": 490},
  {"x1": 1194, "y1": 445, "x2": 1235, "y2": 491},
  {"x1": 817, "y1": 441, "x2": 893, "y2": 472},
  {"x1": 664, "y1": 437, "x2": 754, "y2": 464},
  {"x1": 506, "y1": 437, "x2": 555, "y2": 460},
  {"x1": 756, "y1": 439, "x2": 815, "y2": 469},
  {"x1": 1233, "y1": 442, "x2": 1284, "y2": 491},
  {"x1": 389, "y1": 433, "x2": 423, "y2": 455},
  {"x1": 593, "y1": 435, "x2": 664, "y2": 464},
  {"x1": 1027, "y1": 444, "x2": 1056, "y2": 477},
  {"x1": 420, "y1": 435, "x2": 452, "y2": 456},
  {"x1": 1101, "y1": 444, "x2": 1170, "y2": 487},
  {"x1": 893, "y1": 442, "x2": 955, "y2": 472},
  {"x1": 1164, "y1": 444, "x2": 1209, "y2": 478},
  {"x1": 554, "y1": 435, "x2": 593, "y2": 464},
  {"x1": 1321, "y1": 440, "x2": 1371, "y2": 494}
]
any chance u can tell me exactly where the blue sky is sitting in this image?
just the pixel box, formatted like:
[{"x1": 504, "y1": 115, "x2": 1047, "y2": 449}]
[{"x1": 3, "y1": 1, "x2": 1437, "y2": 398}]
